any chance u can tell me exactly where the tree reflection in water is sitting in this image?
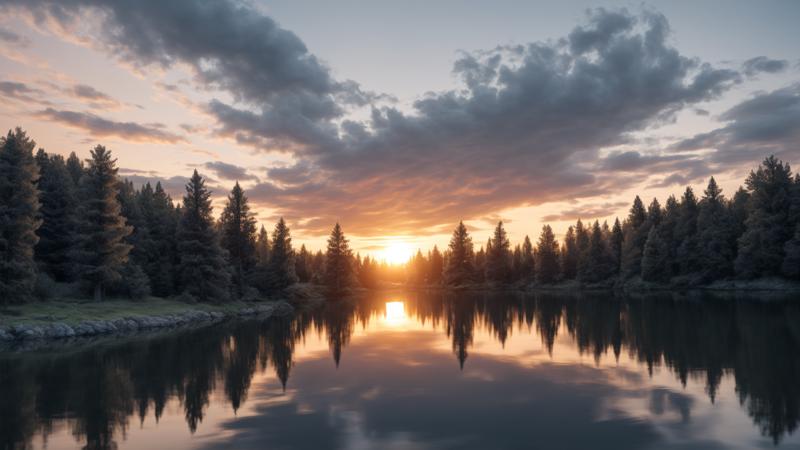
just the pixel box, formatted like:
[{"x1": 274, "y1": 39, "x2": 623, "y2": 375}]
[{"x1": 1, "y1": 291, "x2": 798, "y2": 449}]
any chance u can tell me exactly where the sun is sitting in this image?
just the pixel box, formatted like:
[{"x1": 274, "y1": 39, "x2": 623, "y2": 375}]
[{"x1": 380, "y1": 241, "x2": 413, "y2": 265}]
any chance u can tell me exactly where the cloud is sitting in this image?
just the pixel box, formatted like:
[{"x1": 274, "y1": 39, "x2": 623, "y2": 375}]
[
  {"x1": 670, "y1": 84, "x2": 800, "y2": 166},
  {"x1": 2, "y1": 3, "x2": 764, "y2": 236},
  {"x1": 69, "y1": 83, "x2": 123, "y2": 108},
  {"x1": 203, "y1": 161, "x2": 259, "y2": 182},
  {"x1": 0, "y1": 80, "x2": 45, "y2": 103},
  {"x1": 743, "y1": 56, "x2": 789, "y2": 77},
  {"x1": 35, "y1": 108, "x2": 185, "y2": 143},
  {"x1": 541, "y1": 202, "x2": 629, "y2": 223},
  {"x1": 240, "y1": 9, "x2": 744, "y2": 235},
  {"x1": 0, "y1": 26, "x2": 28, "y2": 46}
]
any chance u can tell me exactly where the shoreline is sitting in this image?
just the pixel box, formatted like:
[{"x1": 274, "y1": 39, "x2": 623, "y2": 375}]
[{"x1": 0, "y1": 300, "x2": 294, "y2": 347}]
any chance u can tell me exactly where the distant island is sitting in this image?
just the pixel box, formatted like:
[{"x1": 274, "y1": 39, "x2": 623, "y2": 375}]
[{"x1": 2, "y1": 127, "x2": 800, "y2": 313}]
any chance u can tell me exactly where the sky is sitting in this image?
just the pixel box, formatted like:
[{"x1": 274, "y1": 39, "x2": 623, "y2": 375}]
[{"x1": 1, "y1": 0, "x2": 799, "y2": 261}]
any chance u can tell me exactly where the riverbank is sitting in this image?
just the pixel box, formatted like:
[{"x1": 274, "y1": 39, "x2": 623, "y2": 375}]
[{"x1": 0, "y1": 297, "x2": 295, "y2": 343}]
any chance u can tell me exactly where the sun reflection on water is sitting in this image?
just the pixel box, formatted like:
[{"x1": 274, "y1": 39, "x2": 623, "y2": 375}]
[{"x1": 384, "y1": 301, "x2": 407, "y2": 327}]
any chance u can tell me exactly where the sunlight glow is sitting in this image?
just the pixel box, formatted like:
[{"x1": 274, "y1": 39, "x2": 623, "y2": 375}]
[
  {"x1": 379, "y1": 241, "x2": 413, "y2": 265},
  {"x1": 384, "y1": 301, "x2": 407, "y2": 327}
]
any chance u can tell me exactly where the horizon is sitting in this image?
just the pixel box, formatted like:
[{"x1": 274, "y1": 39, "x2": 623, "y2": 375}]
[{"x1": 2, "y1": 0, "x2": 799, "y2": 260}]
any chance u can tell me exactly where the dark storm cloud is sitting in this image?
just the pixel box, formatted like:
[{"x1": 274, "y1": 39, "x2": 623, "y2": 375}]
[
  {"x1": 671, "y1": 84, "x2": 800, "y2": 166},
  {"x1": 2, "y1": 2, "x2": 760, "y2": 235},
  {"x1": 742, "y1": 56, "x2": 789, "y2": 77},
  {"x1": 204, "y1": 161, "x2": 259, "y2": 182},
  {"x1": 35, "y1": 108, "x2": 184, "y2": 143}
]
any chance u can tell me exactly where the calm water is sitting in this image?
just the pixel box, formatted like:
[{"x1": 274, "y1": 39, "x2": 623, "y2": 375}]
[{"x1": 2, "y1": 291, "x2": 800, "y2": 450}]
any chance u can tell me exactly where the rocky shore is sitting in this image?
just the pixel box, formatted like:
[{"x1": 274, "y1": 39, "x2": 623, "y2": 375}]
[{"x1": 0, "y1": 301, "x2": 294, "y2": 343}]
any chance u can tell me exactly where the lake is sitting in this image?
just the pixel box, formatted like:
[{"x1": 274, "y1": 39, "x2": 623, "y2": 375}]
[{"x1": 2, "y1": 290, "x2": 799, "y2": 450}]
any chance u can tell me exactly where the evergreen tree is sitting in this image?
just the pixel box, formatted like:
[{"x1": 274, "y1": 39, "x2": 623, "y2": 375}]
[
  {"x1": 267, "y1": 218, "x2": 297, "y2": 290},
  {"x1": 580, "y1": 221, "x2": 613, "y2": 282},
  {"x1": 659, "y1": 195, "x2": 680, "y2": 276},
  {"x1": 219, "y1": 182, "x2": 257, "y2": 296},
  {"x1": 736, "y1": 156, "x2": 794, "y2": 278},
  {"x1": 359, "y1": 255, "x2": 378, "y2": 288},
  {"x1": 520, "y1": 235, "x2": 535, "y2": 282},
  {"x1": 620, "y1": 196, "x2": 649, "y2": 278},
  {"x1": 34, "y1": 150, "x2": 77, "y2": 282},
  {"x1": 176, "y1": 170, "x2": 230, "y2": 302},
  {"x1": 641, "y1": 227, "x2": 669, "y2": 282},
  {"x1": 486, "y1": 221, "x2": 511, "y2": 284},
  {"x1": 113, "y1": 179, "x2": 150, "y2": 298},
  {"x1": 72, "y1": 146, "x2": 132, "y2": 302},
  {"x1": 141, "y1": 182, "x2": 179, "y2": 297},
  {"x1": 444, "y1": 221, "x2": 474, "y2": 286},
  {"x1": 535, "y1": 225, "x2": 559, "y2": 284},
  {"x1": 574, "y1": 220, "x2": 590, "y2": 276},
  {"x1": 255, "y1": 226, "x2": 270, "y2": 266},
  {"x1": 697, "y1": 177, "x2": 735, "y2": 282},
  {"x1": 610, "y1": 218, "x2": 623, "y2": 275},
  {"x1": 511, "y1": 244, "x2": 523, "y2": 282},
  {"x1": 561, "y1": 226, "x2": 578, "y2": 279},
  {"x1": 324, "y1": 223, "x2": 353, "y2": 292},
  {"x1": 65, "y1": 151, "x2": 84, "y2": 187},
  {"x1": 295, "y1": 244, "x2": 311, "y2": 282},
  {"x1": 0, "y1": 128, "x2": 41, "y2": 303},
  {"x1": 428, "y1": 245, "x2": 444, "y2": 285},
  {"x1": 676, "y1": 187, "x2": 700, "y2": 276}
]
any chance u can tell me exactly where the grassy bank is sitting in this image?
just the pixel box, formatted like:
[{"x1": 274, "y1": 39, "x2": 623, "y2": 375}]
[
  {"x1": 0, "y1": 297, "x2": 267, "y2": 328},
  {"x1": 0, "y1": 283, "x2": 329, "y2": 329}
]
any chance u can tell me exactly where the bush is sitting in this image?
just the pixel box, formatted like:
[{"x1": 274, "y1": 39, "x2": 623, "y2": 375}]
[{"x1": 176, "y1": 291, "x2": 197, "y2": 304}]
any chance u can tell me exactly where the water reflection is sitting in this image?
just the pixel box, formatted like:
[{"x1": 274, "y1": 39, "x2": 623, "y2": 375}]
[{"x1": 1, "y1": 291, "x2": 799, "y2": 449}]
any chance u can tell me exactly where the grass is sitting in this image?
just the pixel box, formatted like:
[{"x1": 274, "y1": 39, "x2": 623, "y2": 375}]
[{"x1": 0, "y1": 297, "x2": 263, "y2": 328}]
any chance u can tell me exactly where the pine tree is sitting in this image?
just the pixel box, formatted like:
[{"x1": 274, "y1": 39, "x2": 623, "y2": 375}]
[
  {"x1": 72, "y1": 145, "x2": 132, "y2": 302},
  {"x1": 324, "y1": 223, "x2": 353, "y2": 292},
  {"x1": 65, "y1": 151, "x2": 84, "y2": 187},
  {"x1": 143, "y1": 182, "x2": 179, "y2": 297},
  {"x1": 255, "y1": 226, "x2": 270, "y2": 266},
  {"x1": 641, "y1": 227, "x2": 669, "y2": 282},
  {"x1": 486, "y1": 221, "x2": 511, "y2": 284},
  {"x1": 580, "y1": 221, "x2": 613, "y2": 282},
  {"x1": 610, "y1": 218, "x2": 623, "y2": 275},
  {"x1": 535, "y1": 225, "x2": 559, "y2": 284},
  {"x1": 697, "y1": 177, "x2": 735, "y2": 282},
  {"x1": 113, "y1": 178, "x2": 151, "y2": 298},
  {"x1": 34, "y1": 150, "x2": 77, "y2": 282},
  {"x1": 520, "y1": 235, "x2": 535, "y2": 282},
  {"x1": 176, "y1": 170, "x2": 231, "y2": 302},
  {"x1": 574, "y1": 220, "x2": 590, "y2": 276},
  {"x1": 444, "y1": 221, "x2": 474, "y2": 286},
  {"x1": 561, "y1": 226, "x2": 578, "y2": 279},
  {"x1": 267, "y1": 217, "x2": 297, "y2": 290},
  {"x1": 428, "y1": 245, "x2": 444, "y2": 285},
  {"x1": 736, "y1": 156, "x2": 794, "y2": 278},
  {"x1": 0, "y1": 128, "x2": 41, "y2": 303},
  {"x1": 295, "y1": 244, "x2": 311, "y2": 282},
  {"x1": 620, "y1": 196, "x2": 649, "y2": 278},
  {"x1": 220, "y1": 182, "x2": 257, "y2": 296},
  {"x1": 675, "y1": 187, "x2": 700, "y2": 276}
]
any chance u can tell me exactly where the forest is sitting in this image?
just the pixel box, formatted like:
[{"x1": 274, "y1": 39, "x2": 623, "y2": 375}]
[{"x1": 2, "y1": 126, "x2": 800, "y2": 304}]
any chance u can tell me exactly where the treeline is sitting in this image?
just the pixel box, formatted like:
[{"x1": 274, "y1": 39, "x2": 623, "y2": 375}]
[
  {"x1": 0, "y1": 128, "x2": 361, "y2": 304},
  {"x1": 3, "y1": 126, "x2": 800, "y2": 302},
  {"x1": 405, "y1": 155, "x2": 800, "y2": 288}
]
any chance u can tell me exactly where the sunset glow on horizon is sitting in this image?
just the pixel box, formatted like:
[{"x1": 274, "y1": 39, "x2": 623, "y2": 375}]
[{"x1": 1, "y1": 1, "x2": 798, "y2": 255}]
